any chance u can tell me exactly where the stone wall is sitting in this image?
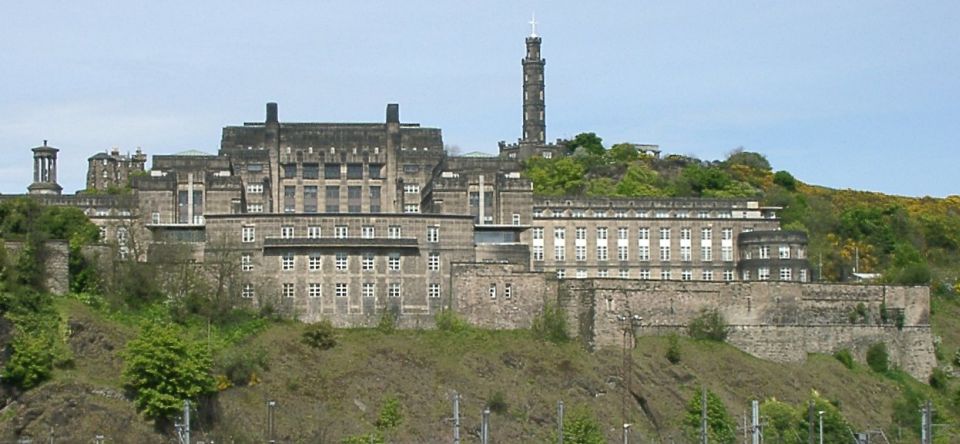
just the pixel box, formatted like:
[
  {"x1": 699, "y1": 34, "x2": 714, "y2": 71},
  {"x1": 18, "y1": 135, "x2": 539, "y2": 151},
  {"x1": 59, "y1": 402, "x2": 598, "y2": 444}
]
[
  {"x1": 4, "y1": 240, "x2": 70, "y2": 295},
  {"x1": 451, "y1": 263, "x2": 556, "y2": 329}
]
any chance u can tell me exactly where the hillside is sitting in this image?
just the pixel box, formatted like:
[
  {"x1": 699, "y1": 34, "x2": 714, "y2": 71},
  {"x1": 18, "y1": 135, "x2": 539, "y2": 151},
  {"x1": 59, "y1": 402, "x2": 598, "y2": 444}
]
[{"x1": 1, "y1": 298, "x2": 959, "y2": 443}]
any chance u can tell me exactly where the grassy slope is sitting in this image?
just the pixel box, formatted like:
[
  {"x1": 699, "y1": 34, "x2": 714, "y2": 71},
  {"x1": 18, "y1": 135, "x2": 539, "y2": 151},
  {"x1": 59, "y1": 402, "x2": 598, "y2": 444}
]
[{"x1": 3, "y1": 300, "x2": 957, "y2": 443}]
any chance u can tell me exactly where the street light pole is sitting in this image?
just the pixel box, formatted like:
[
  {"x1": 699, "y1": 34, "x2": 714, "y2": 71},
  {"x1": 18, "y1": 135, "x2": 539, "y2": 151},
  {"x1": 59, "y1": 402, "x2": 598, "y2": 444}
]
[{"x1": 818, "y1": 410, "x2": 824, "y2": 444}]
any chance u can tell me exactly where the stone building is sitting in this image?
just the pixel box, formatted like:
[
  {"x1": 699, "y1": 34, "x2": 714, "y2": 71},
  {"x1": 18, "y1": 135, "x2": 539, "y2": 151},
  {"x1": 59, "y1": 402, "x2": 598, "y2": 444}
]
[{"x1": 86, "y1": 147, "x2": 147, "y2": 192}]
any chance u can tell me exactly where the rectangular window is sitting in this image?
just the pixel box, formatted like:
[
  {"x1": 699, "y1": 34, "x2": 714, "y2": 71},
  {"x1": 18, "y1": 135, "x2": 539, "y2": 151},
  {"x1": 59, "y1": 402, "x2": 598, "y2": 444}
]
[
  {"x1": 617, "y1": 245, "x2": 628, "y2": 261},
  {"x1": 723, "y1": 269, "x2": 735, "y2": 281},
  {"x1": 504, "y1": 283, "x2": 512, "y2": 299},
  {"x1": 618, "y1": 227, "x2": 629, "y2": 240},
  {"x1": 246, "y1": 204, "x2": 263, "y2": 213},
  {"x1": 576, "y1": 269, "x2": 587, "y2": 279},
  {"x1": 701, "y1": 228, "x2": 712, "y2": 241},
  {"x1": 369, "y1": 186, "x2": 381, "y2": 213},
  {"x1": 638, "y1": 245, "x2": 650, "y2": 261},
  {"x1": 512, "y1": 214, "x2": 521, "y2": 226},
  {"x1": 324, "y1": 163, "x2": 341, "y2": 179},
  {"x1": 362, "y1": 225, "x2": 375, "y2": 239},
  {"x1": 575, "y1": 227, "x2": 586, "y2": 240},
  {"x1": 347, "y1": 163, "x2": 363, "y2": 179},
  {"x1": 681, "y1": 269, "x2": 692, "y2": 281},
  {"x1": 347, "y1": 186, "x2": 362, "y2": 213},
  {"x1": 362, "y1": 253, "x2": 375, "y2": 271},
  {"x1": 722, "y1": 246, "x2": 733, "y2": 262},
  {"x1": 281, "y1": 253, "x2": 295, "y2": 271},
  {"x1": 309, "y1": 254, "x2": 322, "y2": 271},
  {"x1": 336, "y1": 253, "x2": 348, "y2": 271},
  {"x1": 681, "y1": 228, "x2": 691, "y2": 240},
  {"x1": 282, "y1": 283, "x2": 295, "y2": 298},
  {"x1": 532, "y1": 228, "x2": 544, "y2": 240},
  {"x1": 283, "y1": 163, "x2": 297, "y2": 178},
  {"x1": 428, "y1": 283, "x2": 441, "y2": 299},
  {"x1": 575, "y1": 245, "x2": 586, "y2": 261},
  {"x1": 638, "y1": 228, "x2": 650, "y2": 240},
  {"x1": 403, "y1": 164, "x2": 419, "y2": 174},
  {"x1": 241, "y1": 254, "x2": 253, "y2": 272},
  {"x1": 780, "y1": 267, "x2": 792, "y2": 281},
  {"x1": 661, "y1": 270, "x2": 672, "y2": 280},
  {"x1": 680, "y1": 245, "x2": 692, "y2": 261},
  {"x1": 246, "y1": 184, "x2": 263, "y2": 194},
  {"x1": 242, "y1": 226, "x2": 255, "y2": 243},
  {"x1": 743, "y1": 270, "x2": 751, "y2": 280},
  {"x1": 304, "y1": 185, "x2": 318, "y2": 213},
  {"x1": 307, "y1": 225, "x2": 321, "y2": 239},
  {"x1": 368, "y1": 164, "x2": 383, "y2": 179},
  {"x1": 659, "y1": 245, "x2": 671, "y2": 261},
  {"x1": 489, "y1": 283, "x2": 497, "y2": 299},
  {"x1": 619, "y1": 269, "x2": 629, "y2": 278},
  {"x1": 280, "y1": 225, "x2": 294, "y2": 239},
  {"x1": 308, "y1": 283, "x2": 322, "y2": 299},
  {"x1": 659, "y1": 227, "x2": 671, "y2": 241},
  {"x1": 639, "y1": 269, "x2": 651, "y2": 280},
  {"x1": 325, "y1": 186, "x2": 340, "y2": 213},
  {"x1": 151, "y1": 212, "x2": 161, "y2": 224},
  {"x1": 335, "y1": 225, "x2": 348, "y2": 239},
  {"x1": 335, "y1": 283, "x2": 348, "y2": 298},
  {"x1": 362, "y1": 283, "x2": 375, "y2": 299},
  {"x1": 799, "y1": 269, "x2": 808, "y2": 282},
  {"x1": 556, "y1": 269, "x2": 565, "y2": 279},
  {"x1": 596, "y1": 245, "x2": 608, "y2": 261},
  {"x1": 701, "y1": 245, "x2": 713, "y2": 262},
  {"x1": 533, "y1": 245, "x2": 544, "y2": 261},
  {"x1": 779, "y1": 246, "x2": 790, "y2": 259},
  {"x1": 597, "y1": 227, "x2": 608, "y2": 240},
  {"x1": 428, "y1": 253, "x2": 440, "y2": 271},
  {"x1": 759, "y1": 246, "x2": 770, "y2": 259},
  {"x1": 388, "y1": 225, "x2": 402, "y2": 239},
  {"x1": 702, "y1": 270, "x2": 714, "y2": 281},
  {"x1": 404, "y1": 184, "x2": 420, "y2": 194},
  {"x1": 427, "y1": 226, "x2": 439, "y2": 243},
  {"x1": 722, "y1": 228, "x2": 734, "y2": 240},
  {"x1": 598, "y1": 269, "x2": 609, "y2": 278},
  {"x1": 283, "y1": 186, "x2": 296, "y2": 213},
  {"x1": 758, "y1": 267, "x2": 770, "y2": 280},
  {"x1": 555, "y1": 227, "x2": 566, "y2": 240},
  {"x1": 404, "y1": 204, "x2": 420, "y2": 213},
  {"x1": 554, "y1": 244, "x2": 566, "y2": 261},
  {"x1": 303, "y1": 163, "x2": 319, "y2": 179},
  {"x1": 388, "y1": 283, "x2": 401, "y2": 298},
  {"x1": 388, "y1": 254, "x2": 401, "y2": 271},
  {"x1": 241, "y1": 283, "x2": 255, "y2": 299}
]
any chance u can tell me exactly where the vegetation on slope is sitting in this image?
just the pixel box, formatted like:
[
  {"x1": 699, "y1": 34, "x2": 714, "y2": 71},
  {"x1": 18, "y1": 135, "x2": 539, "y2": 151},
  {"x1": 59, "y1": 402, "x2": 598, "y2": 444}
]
[{"x1": 524, "y1": 133, "x2": 960, "y2": 287}]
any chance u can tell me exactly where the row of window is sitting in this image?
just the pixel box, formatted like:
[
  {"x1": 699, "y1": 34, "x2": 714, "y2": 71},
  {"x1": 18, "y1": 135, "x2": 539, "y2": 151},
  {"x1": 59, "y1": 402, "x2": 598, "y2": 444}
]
[
  {"x1": 250, "y1": 251, "x2": 441, "y2": 272},
  {"x1": 533, "y1": 244, "x2": 735, "y2": 262},
  {"x1": 743, "y1": 268, "x2": 808, "y2": 281},
  {"x1": 242, "y1": 225, "x2": 439, "y2": 243},
  {"x1": 241, "y1": 282, "x2": 442, "y2": 300},
  {"x1": 743, "y1": 245, "x2": 804, "y2": 260},
  {"x1": 533, "y1": 227, "x2": 735, "y2": 241},
  {"x1": 533, "y1": 209, "x2": 746, "y2": 219},
  {"x1": 278, "y1": 163, "x2": 384, "y2": 180},
  {"x1": 548, "y1": 267, "x2": 808, "y2": 282}
]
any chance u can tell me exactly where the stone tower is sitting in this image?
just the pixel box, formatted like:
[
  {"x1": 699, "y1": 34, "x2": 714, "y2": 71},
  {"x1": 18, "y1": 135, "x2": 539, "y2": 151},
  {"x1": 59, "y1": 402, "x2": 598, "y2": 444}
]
[
  {"x1": 28, "y1": 140, "x2": 62, "y2": 195},
  {"x1": 521, "y1": 19, "x2": 546, "y2": 145}
]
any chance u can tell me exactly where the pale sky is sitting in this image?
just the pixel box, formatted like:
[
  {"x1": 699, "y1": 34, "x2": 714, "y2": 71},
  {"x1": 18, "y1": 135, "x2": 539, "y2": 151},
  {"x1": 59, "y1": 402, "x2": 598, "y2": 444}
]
[{"x1": 1, "y1": 1, "x2": 957, "y2": 197}]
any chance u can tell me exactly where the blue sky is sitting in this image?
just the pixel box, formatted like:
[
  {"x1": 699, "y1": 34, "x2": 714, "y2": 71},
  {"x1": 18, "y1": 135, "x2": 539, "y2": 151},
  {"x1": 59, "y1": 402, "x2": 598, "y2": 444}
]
[{"x1": 1, "y1": 1, "x2": 957, "y2": 197}]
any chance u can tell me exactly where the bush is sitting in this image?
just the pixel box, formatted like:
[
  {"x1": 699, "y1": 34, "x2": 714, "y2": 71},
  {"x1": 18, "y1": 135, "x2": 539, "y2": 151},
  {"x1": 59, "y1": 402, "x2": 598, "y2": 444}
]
[
  {"x1": 375, "y1": 396, "x2": 403, "y2": 431},
  {"x1": 302, "y1": 320, "x2": 337, "y2": 350},
  {"x1": 666, "y1": 335, "x2": 681, "y2": 364},
  {"x1": 217, "y1": 346, "x2": 268, "y2": 387},
  {"x1": 531, "y1": 303, "x2": 569, "y2": 343},
  {"x1": 435, "y1": 310, "x2": 470, "y2": 333},
  {"x1": 773, "y1": 170, "x2": 797, "y2": 191},
  {"x1": 683, "y1": 388, "x2": 736, "y2": 444},
  {"x1": 558, "y1": 406, "x2": 604, "y2": 444},
  {"x1": 121, "y1": 321, "x2": 216, "y2": 421},
  {"x1": 486, "y1": 391, "x2": 508, "y2": 414},
  {"x1": 833, "y1": 349, "x2": 854, "y2": 369},
  {"x1": 929, "y1": 367, "x2": 949, "y2": 391},
  {"x1": 866, "y1": 342, "x2": 889, "y2": 373},
  {"x1": 2, "y1": 332, "x2": 56, "y2": 389},
  {"x1": 687, "y1": 308, "x2": 729, "y2": 342},
  {"x1": 376, "y1": 307, "x2": 399, "y2": 334}
]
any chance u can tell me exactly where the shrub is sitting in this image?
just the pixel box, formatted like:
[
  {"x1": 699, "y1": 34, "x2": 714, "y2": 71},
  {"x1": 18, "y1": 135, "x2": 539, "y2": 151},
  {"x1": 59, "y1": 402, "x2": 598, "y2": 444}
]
[
  {"x1": 666, "y1": 335, "x2": 681, "y2": 364},
  {"x1": 683, "y1": 388, "x2": 736, "y2": 444},
  {"x1": 217, "y1": 346, "x2": 268, "y2": 387},
  {"x1": 375, "y1": 396, "x2": 403, "y2": 431},
  {"x1": 486, "y1": 391, "x2": 508, "y2": 414},
  {"x1": 376, "y1": 307, "x2": 399, "y2": 334},
  {"x1": 687, "y1": 308, "x2": 729, "y2": 342},
  {"x1": 833, "y1": 349, "x2": 854, "y2": 369},
  {"x1": 866, "y1": 342, "x2": 889, "y2": 373},
  {"x1": 929, "y1": 367, "x2": 949, "y2": 391},
  {"x1": 558, "y1": 406, "x2": 604, "y2": 444},
  {"x1": 121, "y1": 321, "x2": 216, "y2": 421},
  {"x1": 435, "y1": 310, "x2": 470, "y2": 333},
  {"x1": 772, "y1": 170, "x2": 797, "y2": 191},
  {"x1": 302, "y1": 319, "x2": 338, "y2": 350},
  {"x1": 531, "y1": 303, "x2": 569, "y2": 343},
  {"x1": 2, "y1": 332, "x2": 56, "y2": 389}
]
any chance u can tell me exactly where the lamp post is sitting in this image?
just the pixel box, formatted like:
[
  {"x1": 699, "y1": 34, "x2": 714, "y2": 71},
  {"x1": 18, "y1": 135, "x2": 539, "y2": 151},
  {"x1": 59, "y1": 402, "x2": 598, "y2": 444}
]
[{"x1": 818, "y1": 410, "x2": 824, "y2": 444}]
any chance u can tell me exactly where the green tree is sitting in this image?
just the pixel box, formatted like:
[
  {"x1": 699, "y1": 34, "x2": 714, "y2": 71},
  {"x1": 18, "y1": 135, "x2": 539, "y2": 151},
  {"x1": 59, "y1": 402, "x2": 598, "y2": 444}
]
[
  {"x1": 683, "y1": 388, "x2": 736, "y2": 444},
  {"x1": 565, "y1": 132, "x2": 604, "y2": 156},
  {"x1": 559, "y1": 406, "x2": 604, "y2": 444},
  {"x1": 608, "y1": 143, "x2": 638, "y2": 163},
  {"x1": 121, "y1": 321, "x2": 216, "y2": 421},
  {"x1": 2, "y1": 331, "x2": 56, "y2": 389},
  {"x1": 687, "y1": 308, "x2": 729, "y2": 342},
  {"x1": 524, "y1": 156, "x2": 586, "y2": 195},
  {"x1": 773, "y1": 170, "x2": 798, "y2": 191},
  {"x1": 617, "y1": 164, "x2": 663, "y2": 197},
  {"x1": 866, "y1": 342, "x2": 889, "y2": 373},
  {"x1": 723, "y1": 149, "x2": 771, "y2": 171},
  {"x1": 760, "y1": 398, "x2": 804, "y2": 443},
  {"x1": 531, "y1": 302, "x2": 569, "y2": 343}
]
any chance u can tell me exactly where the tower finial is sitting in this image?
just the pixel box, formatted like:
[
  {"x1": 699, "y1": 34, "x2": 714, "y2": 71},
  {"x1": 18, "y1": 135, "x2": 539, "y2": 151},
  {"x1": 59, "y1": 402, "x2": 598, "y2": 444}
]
[{"x1": 529, "y1": 13, "x2": 538, "y2": 38}]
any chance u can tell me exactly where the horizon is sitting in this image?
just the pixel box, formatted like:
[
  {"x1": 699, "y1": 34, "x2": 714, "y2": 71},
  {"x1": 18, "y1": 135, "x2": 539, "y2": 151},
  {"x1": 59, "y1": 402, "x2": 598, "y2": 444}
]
[{"x1": 1, "y1": 1, "x2": 957, "y2": 198}]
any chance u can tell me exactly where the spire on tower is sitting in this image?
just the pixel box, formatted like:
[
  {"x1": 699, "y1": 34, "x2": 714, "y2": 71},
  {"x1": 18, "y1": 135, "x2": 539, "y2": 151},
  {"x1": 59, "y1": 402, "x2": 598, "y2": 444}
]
[{"x1": 529, "y1": 13, "x2": 538, "y2": 38}]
